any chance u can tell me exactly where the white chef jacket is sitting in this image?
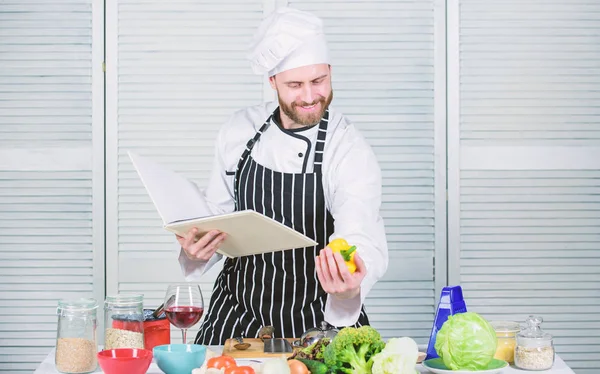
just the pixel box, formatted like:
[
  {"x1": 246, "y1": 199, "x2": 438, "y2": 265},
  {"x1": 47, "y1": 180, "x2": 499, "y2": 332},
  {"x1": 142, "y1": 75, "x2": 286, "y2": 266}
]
[{"x1": 178, "y1": 100, "x2": 389, "y2": 327}]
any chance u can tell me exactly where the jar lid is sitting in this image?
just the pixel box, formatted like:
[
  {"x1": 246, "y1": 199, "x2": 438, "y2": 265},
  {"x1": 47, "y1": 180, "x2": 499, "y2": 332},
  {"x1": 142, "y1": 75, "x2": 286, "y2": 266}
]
[
  {"x1": 517, "y1": 315, "x2": 553, "y2": 347},
  {"x1": 57, "y1": 298, "x2": 98, "y2": 313},
  {"x1": 490, "y1": 320, "x2": 521, "y2": 333},
  {"x1": 105, "y1": 293, "x2": 144, "y2": 306}
]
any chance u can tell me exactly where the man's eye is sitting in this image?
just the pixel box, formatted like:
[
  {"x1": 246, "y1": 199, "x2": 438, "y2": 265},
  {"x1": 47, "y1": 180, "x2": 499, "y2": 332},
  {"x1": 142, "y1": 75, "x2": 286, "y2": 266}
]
[{"x1": 289, "y1": 84, "x2": 301, "y2": 89}]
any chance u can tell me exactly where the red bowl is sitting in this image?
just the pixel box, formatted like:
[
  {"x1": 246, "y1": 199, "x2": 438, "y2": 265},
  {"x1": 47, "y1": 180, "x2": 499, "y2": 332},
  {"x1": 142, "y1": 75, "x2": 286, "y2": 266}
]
[{"x1": 97, "y1": 348, "x2": 153, "y2": 374}]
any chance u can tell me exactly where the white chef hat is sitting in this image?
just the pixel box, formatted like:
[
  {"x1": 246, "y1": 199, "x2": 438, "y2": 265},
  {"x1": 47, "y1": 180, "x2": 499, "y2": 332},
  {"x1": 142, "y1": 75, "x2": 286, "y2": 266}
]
[{"x1": 247, "y1": 7, "x2": 330, "y2": 77}]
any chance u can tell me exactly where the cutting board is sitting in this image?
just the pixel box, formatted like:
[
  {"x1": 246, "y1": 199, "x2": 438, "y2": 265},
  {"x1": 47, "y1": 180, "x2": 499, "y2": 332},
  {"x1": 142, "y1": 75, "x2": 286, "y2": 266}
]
[{"x1": 222, "y1": 338, "x2": 297, "y2": 358}]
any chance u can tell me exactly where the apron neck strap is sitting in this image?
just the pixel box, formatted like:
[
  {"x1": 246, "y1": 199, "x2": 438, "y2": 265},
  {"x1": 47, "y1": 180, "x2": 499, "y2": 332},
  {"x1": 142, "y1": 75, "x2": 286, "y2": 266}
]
[
  {"x1": 312, "y1": 108, "x2": 329, "y2": 174},
  {"x1": 236, "y1": 114, "x2": 272, "y2": 172}
]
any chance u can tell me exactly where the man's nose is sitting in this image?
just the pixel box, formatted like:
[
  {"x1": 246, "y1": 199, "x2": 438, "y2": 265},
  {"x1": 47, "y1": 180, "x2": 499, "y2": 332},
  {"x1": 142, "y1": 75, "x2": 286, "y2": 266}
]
[{"x1": 300, "y1": 85, "x2": 315, "y2": 104}]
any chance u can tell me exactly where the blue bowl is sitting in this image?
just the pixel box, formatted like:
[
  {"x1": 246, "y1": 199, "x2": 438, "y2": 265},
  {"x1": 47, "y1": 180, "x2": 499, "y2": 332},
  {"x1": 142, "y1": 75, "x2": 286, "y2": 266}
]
[{"x1": 153, "y1": 344, "x2": 207, "y2": 374}]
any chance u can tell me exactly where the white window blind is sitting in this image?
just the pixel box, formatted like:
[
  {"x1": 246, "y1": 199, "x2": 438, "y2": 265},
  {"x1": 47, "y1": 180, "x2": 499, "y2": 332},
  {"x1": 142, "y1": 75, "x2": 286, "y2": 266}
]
[
  {"x1": 0, "y1": 0, "x2": 103, "y2": 372},
  {"x1": 449, "y1": 1, "x2": 600, "y2": 372}
]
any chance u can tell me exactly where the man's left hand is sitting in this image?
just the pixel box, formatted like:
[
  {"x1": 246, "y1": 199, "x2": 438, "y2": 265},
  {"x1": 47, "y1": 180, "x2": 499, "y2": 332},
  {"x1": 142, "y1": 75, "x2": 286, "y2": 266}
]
[{"x1": 315, "y1": 247, "x2": 366, "y2": 300}]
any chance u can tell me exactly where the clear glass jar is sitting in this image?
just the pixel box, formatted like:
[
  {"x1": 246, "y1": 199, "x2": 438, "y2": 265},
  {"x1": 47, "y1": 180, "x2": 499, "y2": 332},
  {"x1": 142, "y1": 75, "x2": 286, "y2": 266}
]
[
  {"x1": 55, "y1": 298, "x2": 99, "y2": 374},
  {"x1": 103, "y1": 294, "x2": 145, "y2": 350},
  {"x1": 515, "y1": 315, "x2": 555, "y2": 371},
  {"x1": 490, "y1": 321, "x2": 520, "y2": 364}
]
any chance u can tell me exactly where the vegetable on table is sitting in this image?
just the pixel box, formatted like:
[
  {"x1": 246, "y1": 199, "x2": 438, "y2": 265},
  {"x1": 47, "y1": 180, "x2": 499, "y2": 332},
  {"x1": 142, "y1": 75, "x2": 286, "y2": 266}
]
[
  {"x1": 287, "y1": 359, "x2": 310, "y2": 374},
  {"x1": 434, "y1": 311, "x2": 498, "y2": 371},
  {"x1": 224, "y1": 366, "x2": 255, "y2": 374},
  {"x1": 290, "y1": 337, "x2": 331, "y2": 361},
  {"x1": 192, "y1": 349, "x2": 222, "y2": 374},
  {"x1": 327, "y1": 238, "x2": 357, "y2": 273},
  {"x1": 202, "y1": 355, "x2": 256, "y2": 374},
  {"x1": 296, "y1": 358, "x2": 329, "y2": 374},
  {"x1": 207, "y1": 356, "x2": 237, "y2": 370},
  {"x1": 372, "y1": 337, "x2": 420, "y2": 374},
  {"x1": 323, "y1": 325, "x2": 386, "y2": 373},
  {"x1": 262, "y1": 357, "x2": 291, "y2": 374}
]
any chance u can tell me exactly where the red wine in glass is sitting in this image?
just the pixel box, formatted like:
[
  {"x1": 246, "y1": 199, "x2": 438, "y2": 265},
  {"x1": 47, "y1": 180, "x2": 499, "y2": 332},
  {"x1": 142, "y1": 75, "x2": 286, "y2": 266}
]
[
  {"x1": 165, "y1": 306, "x2": 204, "y2": 329},
  {"x1": 163, "y1": 284, "x2": 204, "y2": 344}
]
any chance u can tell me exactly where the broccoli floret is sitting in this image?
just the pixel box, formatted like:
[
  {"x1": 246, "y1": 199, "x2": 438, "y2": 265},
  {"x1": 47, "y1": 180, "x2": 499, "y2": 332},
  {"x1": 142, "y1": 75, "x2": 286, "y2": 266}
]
[{"x1": 323, "y1": 326, "x2": 386, "y2": 374}]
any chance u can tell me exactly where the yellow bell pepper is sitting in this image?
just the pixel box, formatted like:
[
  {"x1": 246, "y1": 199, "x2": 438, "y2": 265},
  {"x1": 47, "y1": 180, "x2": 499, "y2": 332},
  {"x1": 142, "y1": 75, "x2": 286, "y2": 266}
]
[{"x1": 327, "y1": 238, "x2": 357, "y2": 274}]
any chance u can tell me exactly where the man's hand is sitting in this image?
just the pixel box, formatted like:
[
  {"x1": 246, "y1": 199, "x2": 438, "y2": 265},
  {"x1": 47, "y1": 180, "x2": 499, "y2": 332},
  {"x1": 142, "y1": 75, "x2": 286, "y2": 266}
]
[
  {"x1": 177, "y1": 228, "x2": 227, "y2": 261},
  {"x1": 315, "y1": 246, "x2": 366, "y2": 300}
]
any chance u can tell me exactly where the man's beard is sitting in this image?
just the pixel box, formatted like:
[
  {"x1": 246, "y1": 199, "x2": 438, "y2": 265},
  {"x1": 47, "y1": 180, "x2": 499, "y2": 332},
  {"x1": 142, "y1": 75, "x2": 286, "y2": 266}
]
[{"x1": 278, "y1": 91, "x2": 333, "y2": 127}]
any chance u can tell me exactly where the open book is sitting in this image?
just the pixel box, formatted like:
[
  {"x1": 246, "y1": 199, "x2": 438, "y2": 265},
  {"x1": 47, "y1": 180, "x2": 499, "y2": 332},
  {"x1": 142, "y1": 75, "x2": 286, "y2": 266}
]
[{"x1": 128, "y1": 151, "x2": 318, "y2": 258}]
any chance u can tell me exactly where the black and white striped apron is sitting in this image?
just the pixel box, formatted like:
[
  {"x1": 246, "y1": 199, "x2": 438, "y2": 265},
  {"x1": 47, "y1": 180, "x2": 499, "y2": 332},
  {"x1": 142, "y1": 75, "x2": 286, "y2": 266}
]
[{"x1": 195, "y1": 108, "x2": 369, "y2": 345}]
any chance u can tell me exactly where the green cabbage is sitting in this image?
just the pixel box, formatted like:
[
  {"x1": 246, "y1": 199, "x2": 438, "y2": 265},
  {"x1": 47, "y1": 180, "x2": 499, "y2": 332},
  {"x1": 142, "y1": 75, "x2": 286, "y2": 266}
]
[{"x1": 434, "y1": 312, "x2": 497, "y2": 370}]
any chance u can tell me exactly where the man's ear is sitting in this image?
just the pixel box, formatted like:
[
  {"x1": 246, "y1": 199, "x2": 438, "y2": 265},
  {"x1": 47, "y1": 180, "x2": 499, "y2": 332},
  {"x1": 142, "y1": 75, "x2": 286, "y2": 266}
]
[{"x1": 269, "y1": 76, "x2": 277, "y2": 90}]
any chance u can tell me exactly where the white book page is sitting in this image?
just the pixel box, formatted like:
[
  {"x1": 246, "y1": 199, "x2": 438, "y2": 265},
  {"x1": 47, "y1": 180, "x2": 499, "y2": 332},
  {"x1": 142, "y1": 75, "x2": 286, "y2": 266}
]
[{"x1": 128, "y1": 151, "x2": 211, "y2": 225}]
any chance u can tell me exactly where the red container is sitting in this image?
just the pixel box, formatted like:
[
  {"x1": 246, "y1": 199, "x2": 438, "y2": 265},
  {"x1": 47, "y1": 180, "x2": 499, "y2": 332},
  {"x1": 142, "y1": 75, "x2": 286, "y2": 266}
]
[
  {"x1": 144, "y1": 317, "x2": 170, "y2": 351},
  {"x1": 110, "y1": 308, "x2": 170, "y2": 350},
  {"x1": 111, "y1": 319, "x2": 144, "y2": 333}
]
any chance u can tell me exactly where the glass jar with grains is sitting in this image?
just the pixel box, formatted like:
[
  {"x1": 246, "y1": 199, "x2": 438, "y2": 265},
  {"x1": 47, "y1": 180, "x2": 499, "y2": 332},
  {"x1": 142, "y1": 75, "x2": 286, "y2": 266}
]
[
  {"x1": 515, "y1": 315, "x2": 555, "y2": 371},
  {"x1": 55, "y1": 298, "x2": 99, "y2": 374},
  {"x1": 490, "y1": 320, "x2": 520, "y2": 364},
  {"x1": 104, "y1": 294, "x2": 145, "y2": 350}
]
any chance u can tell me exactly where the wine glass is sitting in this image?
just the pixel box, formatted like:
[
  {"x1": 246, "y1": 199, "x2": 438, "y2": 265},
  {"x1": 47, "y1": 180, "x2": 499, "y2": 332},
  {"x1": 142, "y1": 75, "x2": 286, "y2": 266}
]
[{"x1": 163, "y1": 283, "x2": 204, "y2": 344}]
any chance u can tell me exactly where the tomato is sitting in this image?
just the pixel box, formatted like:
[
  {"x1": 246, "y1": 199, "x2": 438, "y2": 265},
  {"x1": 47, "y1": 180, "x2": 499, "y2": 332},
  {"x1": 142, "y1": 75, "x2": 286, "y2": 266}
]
[
  {"x1": 224, "y1": 366, "x2": 255, "y2": 374},
  {"x1": 207, "y1": 355, "x2": 237, "y2": 369}
]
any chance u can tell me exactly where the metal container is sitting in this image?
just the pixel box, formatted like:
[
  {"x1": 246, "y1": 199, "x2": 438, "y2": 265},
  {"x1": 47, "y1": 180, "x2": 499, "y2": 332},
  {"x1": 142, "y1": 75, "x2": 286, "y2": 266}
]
[{"x1": 293, "y1": 321, "x2": 339, "y2": 348}]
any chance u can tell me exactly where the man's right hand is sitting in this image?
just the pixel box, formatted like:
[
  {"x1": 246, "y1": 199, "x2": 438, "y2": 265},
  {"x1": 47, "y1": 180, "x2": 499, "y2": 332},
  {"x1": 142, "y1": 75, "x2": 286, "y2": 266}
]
[{"x1": 177, "y1": 228, "x2": 227, "y2": 261}]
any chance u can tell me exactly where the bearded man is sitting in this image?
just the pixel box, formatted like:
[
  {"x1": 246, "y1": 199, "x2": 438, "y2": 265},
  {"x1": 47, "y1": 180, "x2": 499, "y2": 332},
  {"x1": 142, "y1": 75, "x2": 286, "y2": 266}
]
[{"x1": 176, "y1": 7, "x2": 389, "y2": 345}]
